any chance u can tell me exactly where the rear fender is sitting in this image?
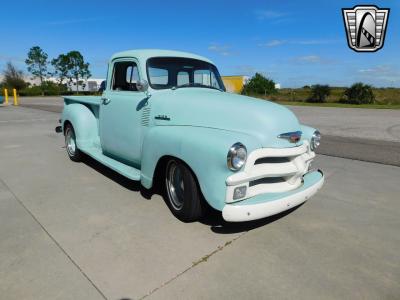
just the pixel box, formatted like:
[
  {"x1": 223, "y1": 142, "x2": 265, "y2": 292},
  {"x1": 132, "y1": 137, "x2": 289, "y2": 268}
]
[{"x1": 62, "y1": 103, "x2": 99, "y2": 149}]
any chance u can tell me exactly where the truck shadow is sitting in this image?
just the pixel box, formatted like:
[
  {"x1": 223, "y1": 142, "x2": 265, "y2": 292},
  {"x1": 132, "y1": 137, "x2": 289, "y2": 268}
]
[
  {"x1": 81, "y1": 154, "x2": 153, "y2": 199},
  {"x1": 82, "y1": 153, "x2": 303, "y2": 234}
]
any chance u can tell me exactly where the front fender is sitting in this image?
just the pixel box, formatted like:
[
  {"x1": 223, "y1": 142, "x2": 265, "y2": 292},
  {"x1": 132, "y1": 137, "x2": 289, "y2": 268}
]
[
  {"x1": 141, "y1": 126, "x2": 260, "y2": 211},
  {"x1": 62, "y1": 103, "x2": 99, "y2": 149},
  {"x1": 300, "y1": 124, "x2": 317, "y2": 143}
]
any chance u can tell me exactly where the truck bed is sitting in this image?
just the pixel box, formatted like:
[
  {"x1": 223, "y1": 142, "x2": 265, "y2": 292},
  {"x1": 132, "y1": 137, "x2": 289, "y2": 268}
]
[{"x1": 63, "y1": 96, "x2": 102, "y2": 106}]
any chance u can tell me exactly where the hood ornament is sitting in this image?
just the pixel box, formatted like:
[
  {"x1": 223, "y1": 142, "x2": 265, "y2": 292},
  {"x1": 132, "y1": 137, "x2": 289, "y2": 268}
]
[{"x1": 278, "y1": 131, "x2": 302, "y2": 143}]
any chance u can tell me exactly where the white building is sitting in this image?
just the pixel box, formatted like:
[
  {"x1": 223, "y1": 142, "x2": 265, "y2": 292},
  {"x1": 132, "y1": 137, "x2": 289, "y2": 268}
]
[
  {"x1": 65, "y1": 78, "x2": 105, "y2": 92},
  {"x1": 24, "y1": 76, "x2": 105, "y2": 92}
]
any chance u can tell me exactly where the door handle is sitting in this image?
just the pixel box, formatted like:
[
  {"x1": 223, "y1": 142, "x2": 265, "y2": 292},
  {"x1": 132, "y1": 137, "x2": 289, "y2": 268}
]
[{"x1": 101, "y1": 97, "x2": 111, "y2": 105}]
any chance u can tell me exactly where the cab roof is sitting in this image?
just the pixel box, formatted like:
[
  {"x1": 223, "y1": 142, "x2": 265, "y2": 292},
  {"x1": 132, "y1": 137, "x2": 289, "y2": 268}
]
[{"x1": 110, "y1": 49, "x2": 214, "y2": 65}]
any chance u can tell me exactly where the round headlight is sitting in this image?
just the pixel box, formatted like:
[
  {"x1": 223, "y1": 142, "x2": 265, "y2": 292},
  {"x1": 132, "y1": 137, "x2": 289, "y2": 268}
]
[
  {"x1": 227, "y1": 143, "x2": 247, "y2": 171},
  {"x1": 311, "y1": 130, "x2": 321, "y2": 151}
]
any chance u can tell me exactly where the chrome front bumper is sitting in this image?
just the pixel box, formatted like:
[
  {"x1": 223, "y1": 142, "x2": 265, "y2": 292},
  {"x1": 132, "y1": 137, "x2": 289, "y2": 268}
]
[{"x1": 222, "y1": 170, "x2": 324, "y2": 222}]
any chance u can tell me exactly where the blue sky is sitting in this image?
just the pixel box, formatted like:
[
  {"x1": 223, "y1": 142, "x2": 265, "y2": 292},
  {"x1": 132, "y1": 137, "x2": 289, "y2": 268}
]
[{"x1": 0, "y1": 0, "x2": 399, "y2": 87}]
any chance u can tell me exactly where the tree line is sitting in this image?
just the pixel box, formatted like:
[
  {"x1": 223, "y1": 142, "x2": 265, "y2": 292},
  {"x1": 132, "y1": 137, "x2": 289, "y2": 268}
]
[
  {"x1": 0, "y1": 46, "x2": 91, "y2": 95},
  {"x1": 0, "y1": 50, "x2": 380, "y2": 103},
  {"x1": 305, "y1": 83, "x2": 375, "y2": 104},
  {"x1": 242, "y1": 73, "x2": 376, "y2": 105}
]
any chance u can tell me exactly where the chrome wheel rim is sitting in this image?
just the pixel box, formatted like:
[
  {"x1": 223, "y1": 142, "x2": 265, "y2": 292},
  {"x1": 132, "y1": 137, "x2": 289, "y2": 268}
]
[
  {"x1": 166, "y1": 161, "x2": 185, "y2": 210},
  {"x1": 65, "y1": 128, "x2": 76, "y2": 156}
]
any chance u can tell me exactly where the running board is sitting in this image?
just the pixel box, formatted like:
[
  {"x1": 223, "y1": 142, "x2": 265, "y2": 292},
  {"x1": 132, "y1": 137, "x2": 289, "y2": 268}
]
[{"x1": 79, "y1": 145, "x2": 141, "y2": 181}]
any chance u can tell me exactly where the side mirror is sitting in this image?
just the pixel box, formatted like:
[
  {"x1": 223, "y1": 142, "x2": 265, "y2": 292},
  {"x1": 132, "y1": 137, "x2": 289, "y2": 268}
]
[
  {"x1": 98, "y1": 80, "x2": 106, "y2": 93},
  {"x1": 136, "y1": 79, "x2": 149, "y2": 92}
]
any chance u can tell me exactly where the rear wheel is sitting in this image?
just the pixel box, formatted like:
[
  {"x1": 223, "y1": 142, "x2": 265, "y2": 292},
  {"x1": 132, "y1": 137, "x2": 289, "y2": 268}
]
[
  {"x1": 165, "y1": 159, "x2": 204, "y2": 222},
  {"x1": 65, "y1": 124, "x2": 81, "y2": 162}
]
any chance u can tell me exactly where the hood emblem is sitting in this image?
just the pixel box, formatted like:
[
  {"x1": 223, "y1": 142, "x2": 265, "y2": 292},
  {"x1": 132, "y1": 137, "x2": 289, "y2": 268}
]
[{"x1": 278, "y1": 131, "x2": 302, "y2": 143}]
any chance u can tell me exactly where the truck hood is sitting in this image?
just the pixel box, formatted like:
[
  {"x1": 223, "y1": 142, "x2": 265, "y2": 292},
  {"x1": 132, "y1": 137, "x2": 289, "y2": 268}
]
[{"x1": 152, "y1": 88, "x2": 302, "y2": 148}]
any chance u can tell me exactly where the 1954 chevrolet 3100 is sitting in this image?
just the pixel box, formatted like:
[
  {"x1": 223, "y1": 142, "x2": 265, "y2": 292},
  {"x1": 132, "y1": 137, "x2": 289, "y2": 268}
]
[{"x1": 56, "y1": 49, "x2": 324, "y2": 222}]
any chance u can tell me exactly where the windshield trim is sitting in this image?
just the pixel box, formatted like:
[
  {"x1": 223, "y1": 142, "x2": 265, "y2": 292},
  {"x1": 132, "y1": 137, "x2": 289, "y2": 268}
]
[
  {"x1": 146, "y1": 57, "x2": 226, "y2": 91},
  {"x1": 172, "y1": 82, "x2": 223, "y2": 92}
]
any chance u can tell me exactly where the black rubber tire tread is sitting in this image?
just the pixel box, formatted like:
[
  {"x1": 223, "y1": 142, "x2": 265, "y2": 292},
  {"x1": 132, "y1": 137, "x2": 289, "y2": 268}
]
[{"x1": 165, "y1": 159, "x2": 204, "y2": 222}]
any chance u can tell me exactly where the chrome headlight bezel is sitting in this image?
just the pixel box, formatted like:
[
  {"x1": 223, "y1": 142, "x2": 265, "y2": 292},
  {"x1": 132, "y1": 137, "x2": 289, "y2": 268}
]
[
  {"x1": 310, "y1": 130, "x2": 321, "y2": 151},
  {"x1": 227, "y1": 143, "x2": 247, "y2": 171}
]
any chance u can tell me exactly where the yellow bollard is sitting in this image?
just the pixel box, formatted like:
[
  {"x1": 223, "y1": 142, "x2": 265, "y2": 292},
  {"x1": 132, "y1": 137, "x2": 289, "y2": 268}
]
[
  {"x1": 13, "y1": 89, "x2": 18, "y2": 106},
  {"x1": 4, "y1": 89, "x2": 8, "y2": 105}
]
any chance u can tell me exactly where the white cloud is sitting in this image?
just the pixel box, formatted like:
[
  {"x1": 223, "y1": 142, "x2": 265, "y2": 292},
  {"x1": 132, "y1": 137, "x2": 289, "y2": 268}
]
[
  {"x1": 258, "y1": 39, "x2": 339, "y2": 47},
  {"x1": 289, "y1": 55, "x2": 336, "y2": 65},
  {"x1": 294, "y1": 55, "x2": 322, "y2": 63},
  {"x1": 254, "y1": 10, "x2": 287, "y2": 20},
  {"x1": 357, "y1": 65, "x2": 400, "y2": 83},
  {"x1": 260, "y1": 40, "x2": 286, "y2": 47},
  {"x1": 208, "y1": 44, "x2": 232, "y2": 56},
  {"x1": 358, "y1": 65, "x2": 391, "y2": 74}
]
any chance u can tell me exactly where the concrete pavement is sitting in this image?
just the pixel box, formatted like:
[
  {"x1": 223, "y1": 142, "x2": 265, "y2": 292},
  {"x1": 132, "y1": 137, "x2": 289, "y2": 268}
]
[
  {"x1": 149, "y1": 157, "x2": 400, "y2": 300},
  {"x1": 0, "y1": 105, "x2": 399, "y2": 299},
  {"x1": 288, "y1": 105, "x2": 400, "y2": 143}
]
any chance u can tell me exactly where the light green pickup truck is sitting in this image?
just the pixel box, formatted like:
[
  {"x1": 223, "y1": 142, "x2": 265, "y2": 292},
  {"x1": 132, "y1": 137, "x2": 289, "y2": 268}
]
[{"x1": 57, "y1": 49, "x2": 324, "y2": 222}]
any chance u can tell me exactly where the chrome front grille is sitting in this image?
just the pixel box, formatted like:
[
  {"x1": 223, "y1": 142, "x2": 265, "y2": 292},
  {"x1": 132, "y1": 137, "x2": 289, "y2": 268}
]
[{"x1": 225, "y1": 142, "x2": 315, "y2": 203}]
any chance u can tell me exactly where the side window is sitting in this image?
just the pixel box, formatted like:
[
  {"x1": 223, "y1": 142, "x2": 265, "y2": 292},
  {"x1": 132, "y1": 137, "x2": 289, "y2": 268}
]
[
  {"x1": 177, "y1": 71, "x2": 189, "y2": 85},
  {"x1": 112, "y1": 61, "x2": 140, "y2": 91}
]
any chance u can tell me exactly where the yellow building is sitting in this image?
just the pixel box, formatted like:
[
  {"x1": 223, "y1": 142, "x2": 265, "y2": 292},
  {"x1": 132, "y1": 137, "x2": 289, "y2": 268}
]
[{"x1": 222, "y1": 75, "x2": 248, "y2": 93}]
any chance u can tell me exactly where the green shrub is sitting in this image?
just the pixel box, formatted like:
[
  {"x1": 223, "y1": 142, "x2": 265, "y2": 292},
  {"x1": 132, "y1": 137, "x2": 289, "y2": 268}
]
[
  {"x1": 1, "y1": 62, "x2": 28, "y2": 91},
  {"x1": 307, "y1": 84, "x2": 331, "y2": 103},
  {"x1": 341, "y1": 82, "x2": 375, "y2": 104},
  {"x1": 242, "y1": 73, "x2": 276, "y2": 95},
  {"x1": 19, "y1": 81, "x2": 68, "y2": 96},
  {"x1": 61, "y1": 90, "x2": 99, "y2": 96},
  {"x1": 19, "y1": 85, "x2": 42, "y2": 96}
]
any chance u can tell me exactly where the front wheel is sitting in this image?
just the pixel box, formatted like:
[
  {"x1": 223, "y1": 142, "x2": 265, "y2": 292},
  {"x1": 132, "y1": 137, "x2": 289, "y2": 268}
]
[
  {"x1": 165, "y1": 159, "x2": 204, "y2": 222},
  {"x1": 65, "y1": 124, "x2": 82, "y2": 162}
]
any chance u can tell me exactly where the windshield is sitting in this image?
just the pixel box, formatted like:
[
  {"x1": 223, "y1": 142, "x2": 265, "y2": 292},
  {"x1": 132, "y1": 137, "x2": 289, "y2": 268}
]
[{"x1": 146, "y1": 57, "x2": 225, "y2": 91}]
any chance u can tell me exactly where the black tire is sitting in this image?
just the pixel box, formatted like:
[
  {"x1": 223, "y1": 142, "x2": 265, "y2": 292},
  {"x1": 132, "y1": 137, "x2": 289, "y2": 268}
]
[
  {"x1": 64, "y1": 123, "x2": 82, "y2": 162},
  {"x1": 165, "y1": 159, "x2": 204, "y2": 222}
]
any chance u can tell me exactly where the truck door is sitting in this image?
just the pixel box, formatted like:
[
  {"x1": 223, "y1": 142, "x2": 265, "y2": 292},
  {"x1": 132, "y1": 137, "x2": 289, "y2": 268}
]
[{"x1": 99, "y1": 59, "x2": 147, "y2": 166}]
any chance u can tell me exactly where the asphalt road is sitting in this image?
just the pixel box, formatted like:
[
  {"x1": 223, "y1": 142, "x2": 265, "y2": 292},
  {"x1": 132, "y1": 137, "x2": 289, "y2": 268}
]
[
  {"x1": 0, "y1": 105, "x2": 399, "y2": 299},
  {"x1": 18, "y1": 96, "x2": 400, "y2": 166}
]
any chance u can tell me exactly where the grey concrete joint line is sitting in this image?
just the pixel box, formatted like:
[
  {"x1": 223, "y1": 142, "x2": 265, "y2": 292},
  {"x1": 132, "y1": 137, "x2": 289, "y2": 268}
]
[
  {"x1": 0, "y1": 177, "x2": 108, "y2": 300},
  {"x1": 139, "y1": 231, "x2": 247, "y2": 299}
]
